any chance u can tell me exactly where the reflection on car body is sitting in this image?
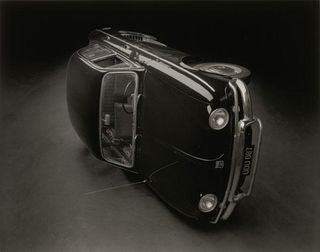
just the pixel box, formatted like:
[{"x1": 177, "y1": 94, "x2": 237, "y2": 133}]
[{"x1": 66, "y1": 28, "x2": 262, "y2": 223}]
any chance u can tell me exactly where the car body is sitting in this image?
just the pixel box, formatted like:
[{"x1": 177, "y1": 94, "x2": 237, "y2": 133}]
[{"x1": 66, "y1": 28, "x2": 262, "y2": 223}]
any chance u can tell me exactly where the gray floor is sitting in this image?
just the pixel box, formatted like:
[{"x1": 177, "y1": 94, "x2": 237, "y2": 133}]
[{"x1": 0, "y1": 61, "x2": 319, "y2": 252}]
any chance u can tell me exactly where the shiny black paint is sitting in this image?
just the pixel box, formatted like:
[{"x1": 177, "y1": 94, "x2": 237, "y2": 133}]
[
  {"x1": 66, "y1": 31, "x2": 237, "y2": 221},
  {"x1": 136, "y1": 70, "x2": 234, "y2": 220},
  {"x1": 66, "y1": 54, "x2": 104, "y2": 159},
  {"x1": 140, "y1": 70, "x2": 232, "y2": 160}
]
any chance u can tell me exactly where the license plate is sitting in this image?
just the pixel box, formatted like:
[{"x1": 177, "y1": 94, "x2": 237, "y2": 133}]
[{"x1": 242, "y1": 145, "x2": 255, "y2": 176}]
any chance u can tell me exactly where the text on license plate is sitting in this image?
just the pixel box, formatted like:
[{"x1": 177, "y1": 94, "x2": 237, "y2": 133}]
[{"x1": 242, "y1": 145, "x2": 255, "y2": 176}]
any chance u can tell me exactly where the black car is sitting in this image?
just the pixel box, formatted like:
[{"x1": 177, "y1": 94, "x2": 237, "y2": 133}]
[{"x1": 66, "y1": 28, "x2": 262, "y2": 223}]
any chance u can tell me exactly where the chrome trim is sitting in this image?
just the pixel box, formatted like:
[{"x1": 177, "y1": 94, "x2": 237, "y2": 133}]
[
  {"x1": 199, "y1": 194, "x2": 218, "y2": 213},
  {"x1": 221, "y1": 117, "x2": 262, "y2": 220},
  {"x1": 194, "y1": 63, "x2": 243, "y2": 76},
  {"x1": 211, "y1": 78, "x2": 262, "y2": 223},
  {"x1": 179, "y1": 61, "x2": 196, "y2": 70},
  {"x1": 228, "y1": 119, "x2": 262, "y2": 201},
  {"x1": 77, "y1": 50, "x2": 143, "y2": 72},
  {"x1": 96, "y1": 29, "x2": 216, "y2": 99},
  {"x1": 238, "y1": 118, "x2": 262, "y2": 199},
  {"x1": 235, "y1": 78, "x2": 253, "y2": 119},
  {"x1": 210, "y1": 79, "x2": 240, "y2": 224},
  {"x1": 208, "y1": 108, "x2": 230, "y2": 130}
]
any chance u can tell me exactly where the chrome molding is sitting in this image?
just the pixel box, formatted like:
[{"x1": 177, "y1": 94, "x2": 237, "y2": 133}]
[
  {"x1": 95, "y1": 29, "x2": 216, "y2": 101},
  {"x1": 211, "y1": 78, "x2": 262, "y2": 223},
  {"x1": 77, "y1": 50, "x2": 143, "y2": 72},
  {"x1": 235, "y1": 78, "x2": 253, "y2": 119},
  {"x1": 210, "y1": 79, "x2": 240, "y2": 224}
]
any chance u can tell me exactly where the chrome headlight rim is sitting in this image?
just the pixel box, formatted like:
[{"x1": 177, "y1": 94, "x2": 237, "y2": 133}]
[
  {"x1": 209, "y1": 108, "x2": 230, "y2": 130},
  {"x1": 198, "y1": 193, "x2": 218, "y2": 213}
]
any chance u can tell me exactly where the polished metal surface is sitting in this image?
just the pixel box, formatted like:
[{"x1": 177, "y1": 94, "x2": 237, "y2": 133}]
[
  {"x1": 208, "y1": 108, "x2": 230, "y2": 130},
  {"x1": 193, "y1": 63, "x2": 243, "y2": 76},
  {"x1": 219, "y1": 79, "x2": 263, "y2": 221},
  {"x1": 210, "y1": 79, "x2": 240, "y2": 223}
]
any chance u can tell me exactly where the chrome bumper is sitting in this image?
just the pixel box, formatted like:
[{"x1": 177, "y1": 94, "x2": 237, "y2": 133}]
[{"x1": 211, "y1": 78, "x2": 263, "y2": 223}]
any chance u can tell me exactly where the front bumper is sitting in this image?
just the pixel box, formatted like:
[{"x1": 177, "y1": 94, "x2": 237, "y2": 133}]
[{"x1": 212, "y1": 78, "x2": 263, "y2": 223}]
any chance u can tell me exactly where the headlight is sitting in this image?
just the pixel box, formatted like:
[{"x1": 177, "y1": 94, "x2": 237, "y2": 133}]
[
  {"x1": 198, "y1": 194, "x2": 218, "y2": 213},
  {"x1": 209, "y1": 108, "x2": 229, "y2": 130}
]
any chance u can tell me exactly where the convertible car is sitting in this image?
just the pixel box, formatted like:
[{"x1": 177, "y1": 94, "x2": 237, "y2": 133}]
[{"x1": 66, "y1": 28, "x2": 262, "y2": 223}]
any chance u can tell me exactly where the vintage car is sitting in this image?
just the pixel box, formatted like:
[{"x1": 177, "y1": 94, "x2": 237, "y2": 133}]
[{"x1": 66, "y1": 28, "x2": 262, "y2": 223}]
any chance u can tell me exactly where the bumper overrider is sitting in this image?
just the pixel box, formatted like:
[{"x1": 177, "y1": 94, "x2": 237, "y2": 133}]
[{"x1": 212, "y1": 78, "x2": 262, "y2": 223}]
